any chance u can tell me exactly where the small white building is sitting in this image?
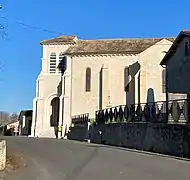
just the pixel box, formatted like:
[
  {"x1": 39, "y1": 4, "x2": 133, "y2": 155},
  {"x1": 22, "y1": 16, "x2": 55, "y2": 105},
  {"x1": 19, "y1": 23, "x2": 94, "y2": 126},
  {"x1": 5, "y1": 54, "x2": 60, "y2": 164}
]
[{"x1": 31, "y1": 35, "x2": 174, "y2": 138}]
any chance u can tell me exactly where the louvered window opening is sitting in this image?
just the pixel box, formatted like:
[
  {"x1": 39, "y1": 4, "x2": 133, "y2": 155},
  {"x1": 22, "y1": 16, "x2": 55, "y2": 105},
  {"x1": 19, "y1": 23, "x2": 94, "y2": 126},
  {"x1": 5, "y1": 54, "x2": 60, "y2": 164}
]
[{"x1": 50, "y1": 53, "x2": 56, "y2": 73}]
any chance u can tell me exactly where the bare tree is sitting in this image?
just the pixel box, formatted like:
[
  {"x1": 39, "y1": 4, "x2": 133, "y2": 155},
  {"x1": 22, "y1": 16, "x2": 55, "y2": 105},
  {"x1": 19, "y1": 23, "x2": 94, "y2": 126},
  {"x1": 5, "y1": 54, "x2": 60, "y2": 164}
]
[
  {"x1": 9, "y1": 113, "x2": 19, "y2": 122},
  {"x1": 0, "y1": 111, "x2": 10, "y2": 125},
  {"x1": 0, "y1": 111, "x2": 19, "y2": 126}
]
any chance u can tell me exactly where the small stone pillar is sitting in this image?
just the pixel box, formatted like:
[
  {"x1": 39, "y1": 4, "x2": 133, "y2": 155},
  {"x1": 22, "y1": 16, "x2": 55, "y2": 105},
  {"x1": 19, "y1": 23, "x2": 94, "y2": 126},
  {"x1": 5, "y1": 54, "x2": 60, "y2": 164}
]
[{"x1": 0, "y1": 140, "x2": 6, "y2": 171}]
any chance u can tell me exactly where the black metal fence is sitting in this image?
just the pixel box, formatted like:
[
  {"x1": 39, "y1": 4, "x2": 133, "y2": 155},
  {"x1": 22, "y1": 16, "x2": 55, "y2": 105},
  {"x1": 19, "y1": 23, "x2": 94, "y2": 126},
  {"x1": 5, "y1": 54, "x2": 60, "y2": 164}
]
[
  {"x1": 95, "y1": 99, "x2": 189, "y2": 124},
  {"x1": 71, "y1": 113, "x2": 90, "y2": 125}
]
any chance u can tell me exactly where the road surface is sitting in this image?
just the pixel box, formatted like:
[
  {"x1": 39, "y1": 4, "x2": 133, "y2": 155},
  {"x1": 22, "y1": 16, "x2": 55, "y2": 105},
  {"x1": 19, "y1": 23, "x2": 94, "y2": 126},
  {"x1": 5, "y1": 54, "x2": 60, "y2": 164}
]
[{"x1": 2, "y1": 136, "x2": 190, "y2": 180}]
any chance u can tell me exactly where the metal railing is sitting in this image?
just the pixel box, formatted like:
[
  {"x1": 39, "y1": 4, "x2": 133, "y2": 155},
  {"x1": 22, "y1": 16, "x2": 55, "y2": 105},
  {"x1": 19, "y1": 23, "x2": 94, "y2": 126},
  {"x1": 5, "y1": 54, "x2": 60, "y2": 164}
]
[
  {"x1": 95, "y1": 99, "x2": 189, "y2": 124},
  {"x1": 71, "y1": 113, "x2": 89, "y2": 125}
]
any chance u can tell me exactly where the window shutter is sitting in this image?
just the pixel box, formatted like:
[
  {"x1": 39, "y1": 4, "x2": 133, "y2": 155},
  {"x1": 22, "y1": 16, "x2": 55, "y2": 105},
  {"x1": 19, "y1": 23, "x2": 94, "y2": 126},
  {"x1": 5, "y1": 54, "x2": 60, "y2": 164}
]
[{"x1": 49, "y1": 53, "x2": 56, "y2": 73}]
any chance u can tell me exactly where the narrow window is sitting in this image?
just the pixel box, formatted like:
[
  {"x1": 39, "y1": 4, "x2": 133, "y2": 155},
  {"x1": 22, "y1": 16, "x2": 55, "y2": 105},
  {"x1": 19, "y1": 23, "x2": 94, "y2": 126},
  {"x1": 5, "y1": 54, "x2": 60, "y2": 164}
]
[
  {"x1": 58, "y1": 53, "x2": 66, "y2": 73},
  {"x1": 86, "y1": 68, "x2": 91, "y2": 92},
  {"x1": 162, "y1": 69, "x2": 166, "y2": 93},
  {"x1": 124, "y1": 67, "x2": 129, "y2": 92},
  {"x1": 49, "y1": 53, "x2": 56, "y2": 73},
  {"x1": 184, "y1": 40, "x2": 190, "y2": 57}
]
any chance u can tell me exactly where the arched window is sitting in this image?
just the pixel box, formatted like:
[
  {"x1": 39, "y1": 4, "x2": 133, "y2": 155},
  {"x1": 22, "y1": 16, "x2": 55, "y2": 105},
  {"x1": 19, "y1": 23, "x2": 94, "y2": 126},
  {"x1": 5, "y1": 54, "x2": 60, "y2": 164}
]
[
  {"x1": 85, "y1": 68, "x2": 91, "y2": 92},
  {"x1": 49, "y1": 52, "x2": 56, "y2": 73},
  {"x1": 58, "y1": 53, "x2": 66, "y2": 74}
]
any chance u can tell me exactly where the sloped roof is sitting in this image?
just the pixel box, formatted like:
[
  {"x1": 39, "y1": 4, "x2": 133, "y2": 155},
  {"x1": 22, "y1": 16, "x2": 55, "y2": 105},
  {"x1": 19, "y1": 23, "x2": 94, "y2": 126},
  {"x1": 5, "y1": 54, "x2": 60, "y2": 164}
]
[
  {"x1": 7, "y1": 121, "x2": 19, "y2": 129},
  {"x1": 64, "y1": 38, "x2": 175, "y2": 55},
  {"x1": 41, "y1": 35, "x2": 175, "y2": 55},
  {"x1": 18, "y1": 110, "x2": 33, "y2": 122},
  {"x1": 40, "y1": 35, "x2": 77, "y2": 45},
  {"x1": 160, "y1": 31, "x2": 190, "y2": 65}
]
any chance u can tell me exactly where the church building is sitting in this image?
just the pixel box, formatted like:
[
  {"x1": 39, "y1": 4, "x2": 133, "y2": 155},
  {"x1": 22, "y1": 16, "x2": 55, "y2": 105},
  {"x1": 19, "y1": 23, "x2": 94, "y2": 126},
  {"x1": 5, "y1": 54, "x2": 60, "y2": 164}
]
[{"x1": 31, "y1": 35, "x2": 174, "y2": 138}]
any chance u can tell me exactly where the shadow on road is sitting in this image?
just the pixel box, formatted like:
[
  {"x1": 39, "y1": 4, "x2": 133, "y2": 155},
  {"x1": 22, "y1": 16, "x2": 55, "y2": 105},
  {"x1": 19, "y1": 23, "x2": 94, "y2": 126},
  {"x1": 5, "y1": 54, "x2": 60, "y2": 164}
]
[
  {"x1": 84, "y1": 143, "x2": 190, "y2": 162},
  {"x1": 64, "y1": 147, "x2": 99, "y2": 180}
]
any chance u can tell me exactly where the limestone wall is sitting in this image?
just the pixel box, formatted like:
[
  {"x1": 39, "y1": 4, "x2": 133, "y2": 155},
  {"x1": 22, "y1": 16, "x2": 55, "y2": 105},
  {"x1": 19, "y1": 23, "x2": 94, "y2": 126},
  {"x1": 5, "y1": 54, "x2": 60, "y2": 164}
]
[
  {"x1": 0, "y1": 140, "x2": 6, "y2": 170},
  {"x1": 71, "y1": 54, "x2": 137, "y2": 119},
  {"x1": 91, "y1": 123, "x2": 190, "y2": 158}
]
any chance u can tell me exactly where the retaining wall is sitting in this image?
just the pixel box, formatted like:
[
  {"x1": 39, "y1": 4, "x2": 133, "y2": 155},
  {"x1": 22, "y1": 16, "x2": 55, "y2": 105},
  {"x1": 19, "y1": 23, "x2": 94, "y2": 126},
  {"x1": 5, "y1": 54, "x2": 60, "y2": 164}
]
[
  {"x1": 67, "y1": 121, "x2": 190, "y2": 158},
  {"x1": 68, "y1": 125, "x2": 89, "y2": 141},
  {"x1": 91, "y1": 123, "x2": 190, "y2": 158}
]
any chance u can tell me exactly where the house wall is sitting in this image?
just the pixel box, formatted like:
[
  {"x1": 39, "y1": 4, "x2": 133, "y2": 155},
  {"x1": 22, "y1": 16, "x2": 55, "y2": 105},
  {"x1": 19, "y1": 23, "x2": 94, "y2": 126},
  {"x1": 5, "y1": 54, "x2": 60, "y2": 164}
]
[
  {"x1": 20, "y1": 114, "x2": 32, "y2": 136},
  {"x1": 167, "y1": 36, "x2": 190, "y2": 95}
]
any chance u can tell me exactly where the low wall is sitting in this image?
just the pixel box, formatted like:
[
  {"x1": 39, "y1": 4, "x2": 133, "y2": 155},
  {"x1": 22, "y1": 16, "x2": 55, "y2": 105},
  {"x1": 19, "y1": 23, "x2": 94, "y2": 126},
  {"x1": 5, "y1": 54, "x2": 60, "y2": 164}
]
[
  {"x1": 68, "y1": 125, "x2": 89, "y2": 141},
  {"x1": 0, "y1": 140, "x2": 6, "y2": 170},
  {"x1": 91, "y1": 123, "x2": 190, "y2": 158}
]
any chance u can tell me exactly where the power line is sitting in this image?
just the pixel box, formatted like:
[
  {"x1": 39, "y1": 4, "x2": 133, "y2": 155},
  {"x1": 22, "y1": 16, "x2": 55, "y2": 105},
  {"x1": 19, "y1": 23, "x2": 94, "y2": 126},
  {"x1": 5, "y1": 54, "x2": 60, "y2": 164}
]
[
  {"x1": 0, "y1": 15, "x2": 63, "y2": 36},
  {"x1": 0, "y1": 4, "x2": 180, "y2": 42},
  {"x1": 0, "y1": 3, "x2": 64, "y2": 36},
  {"x1": 0, "y1": 15, "x2": 177, "y2": 44},
  {"x1": 15, "y1": 20, "x2": 63, "y2": 35}
]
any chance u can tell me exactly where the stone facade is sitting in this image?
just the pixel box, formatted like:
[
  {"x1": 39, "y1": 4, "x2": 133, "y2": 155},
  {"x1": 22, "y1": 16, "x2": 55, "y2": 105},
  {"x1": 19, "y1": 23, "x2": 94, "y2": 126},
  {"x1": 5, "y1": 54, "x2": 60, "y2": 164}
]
[
  {"x1": 31, "y1": 36, "x2": 174, "y2": 138},
  {"x1": 91, "y1": 122, "x2": 190, "y2": 158}
]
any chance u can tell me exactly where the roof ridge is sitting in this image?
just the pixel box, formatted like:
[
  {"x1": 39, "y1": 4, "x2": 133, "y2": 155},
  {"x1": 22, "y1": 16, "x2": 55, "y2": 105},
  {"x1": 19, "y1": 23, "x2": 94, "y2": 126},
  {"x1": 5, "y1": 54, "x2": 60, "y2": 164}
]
[
  {"x1": 41, "y1": 35, "x2": 76, "y2": 41},
  {"x1": 58, "y1": 35, "x2": 76, "y2": 38},
  {"x1": 78, "y1": 37, "x2": 175, "y2": 41},
  {"x1": 40, "y1": 35, "x2": 77, "y2": 45}
]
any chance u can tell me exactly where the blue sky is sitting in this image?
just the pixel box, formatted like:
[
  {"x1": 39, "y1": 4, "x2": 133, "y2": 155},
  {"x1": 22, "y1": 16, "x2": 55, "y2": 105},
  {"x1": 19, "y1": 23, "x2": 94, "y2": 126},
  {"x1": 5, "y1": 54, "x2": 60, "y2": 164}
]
[{"x1": 0, "y1": 0, "x2": 189, "y2": 113}]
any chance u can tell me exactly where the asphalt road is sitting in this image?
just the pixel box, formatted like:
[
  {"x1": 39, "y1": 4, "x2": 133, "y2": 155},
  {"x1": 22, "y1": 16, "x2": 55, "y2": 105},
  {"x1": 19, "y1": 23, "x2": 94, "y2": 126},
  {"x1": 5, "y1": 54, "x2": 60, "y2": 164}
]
[{"x1": 2, "y1": 137, "x2": 190, "y2": 180}]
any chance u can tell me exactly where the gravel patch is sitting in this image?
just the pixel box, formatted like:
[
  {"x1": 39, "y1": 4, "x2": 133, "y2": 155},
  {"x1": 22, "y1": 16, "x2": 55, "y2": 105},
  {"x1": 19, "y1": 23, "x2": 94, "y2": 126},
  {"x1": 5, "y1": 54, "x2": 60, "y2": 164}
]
[{"x1": 0, "y1": 150, "x2": 26, "y2": 179}]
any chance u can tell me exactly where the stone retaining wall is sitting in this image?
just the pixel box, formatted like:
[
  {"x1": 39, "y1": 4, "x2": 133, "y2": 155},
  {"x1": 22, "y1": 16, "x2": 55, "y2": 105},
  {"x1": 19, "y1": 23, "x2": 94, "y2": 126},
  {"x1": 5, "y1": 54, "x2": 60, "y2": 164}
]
[
  {"x1": 91, "y1": 123, "x2": 190, "y2": 158},
  {"x1": 68, "y1": 124, "x2": 91, "y2": 141},
  {"x1": 0, "y1": 140, "x2": 6, "y2": 170}
]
